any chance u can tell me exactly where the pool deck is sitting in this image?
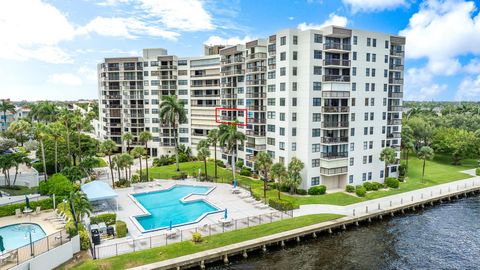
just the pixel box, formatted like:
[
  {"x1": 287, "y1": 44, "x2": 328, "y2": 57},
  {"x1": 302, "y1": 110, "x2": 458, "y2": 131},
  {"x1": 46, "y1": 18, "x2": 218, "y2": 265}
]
[
  {"x1": 0, "y1": 209, "x2": 63, "y2": 235},
  {"x1": 93, "y1": 179, "x2": 274, "y2": 248}
]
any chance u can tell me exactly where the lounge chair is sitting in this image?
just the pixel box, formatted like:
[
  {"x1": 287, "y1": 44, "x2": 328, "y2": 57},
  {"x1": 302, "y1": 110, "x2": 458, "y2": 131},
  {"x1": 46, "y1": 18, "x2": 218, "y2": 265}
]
[
  {"x1": 166, "y1": 228, "x2": 179, "y2": 239},
  {"x1": 15, "y1": 208, "x2": 21, "y2": 218},
  {"x1": 155, "y1": 181, "x2": 162, "y2": 187}
]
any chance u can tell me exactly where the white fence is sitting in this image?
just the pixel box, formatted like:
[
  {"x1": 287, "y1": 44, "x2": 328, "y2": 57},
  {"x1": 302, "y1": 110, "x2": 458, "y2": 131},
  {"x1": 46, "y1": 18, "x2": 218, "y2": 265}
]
[{"x1": 0, "y1": 170, "x2": 39, "y2": 188}]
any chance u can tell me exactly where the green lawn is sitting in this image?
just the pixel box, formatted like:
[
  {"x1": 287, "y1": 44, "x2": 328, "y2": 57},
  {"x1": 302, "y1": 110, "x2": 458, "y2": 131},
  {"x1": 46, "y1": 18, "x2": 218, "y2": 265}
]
[
  {"x1": 93, "y1": 157, "x2": 108, "y2": 168},
  {"x1": 69, "y1": 214, "x2": 343, "y2": 270}
]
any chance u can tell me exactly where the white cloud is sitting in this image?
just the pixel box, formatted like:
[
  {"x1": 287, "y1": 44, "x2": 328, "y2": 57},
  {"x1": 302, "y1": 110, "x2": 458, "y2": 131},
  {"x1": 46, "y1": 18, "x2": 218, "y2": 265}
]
[
  {"x1": 139, "y1": 0, "x2": 214, "y2": 31},
  {"x1": 96, "y1": 0, "x2": 131, "y2": 6},
  {"x1": 204, "y1": 35, "x2": 255, "y2": 46},
  {"x1": 400, "y1": 0, "x2": 480, "y2": 76},
  {"x1": 0, "y1": 0, "x2": 76, "y2": 63},
  {"x1": 342, "y1": 0, "x2": 408, "y2": 13},
  {"x1": 288, "y1": 16, "x2": 295, "y2": 21},
  {"x1": 464, "y1": 59, "x2": 480, "y2": 74},
  {"x1": 47, "y1": 73, "x2": 83, "y2": 86},
  {"x1": 455, "y1": 75, "x2": 480, "y2": 101},
  {"x1": 78, "y1": 17, "x2": 179, "y2": 40},
  {"x1": 404, "y1": 67, "x2": 447, "y2": 101},
  {"x1": 77, "y1": 67, "x2": 97, "y2": 82},
  {"x1": 298, "y1": 13, "x2": 348, "y2": 30}
]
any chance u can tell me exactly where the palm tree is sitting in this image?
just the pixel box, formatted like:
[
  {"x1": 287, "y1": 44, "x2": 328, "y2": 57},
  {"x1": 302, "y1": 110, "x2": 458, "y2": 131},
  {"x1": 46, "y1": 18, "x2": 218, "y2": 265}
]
[
  {"x1": 207, "y1": 129, "x2": 220, "y2": 179},
  {"x1": 0, "y1": 99, "x2": 16, "y2": 132},
  {"x1": 139, "y1": 131, "x2": 152, "y2": 180},
  {"x1": 33, "y1": 123, "x2": 49, "y2": 181},
  {"x1": 48, "y1": 122, "x2": 65, "y2": 173},
  {"x1": 255, "y1": 151, "x2": 273, "y2": 200},
  {"x1": 287, "y1": 157, "x2": 304, "y2": 194},
  {"x1": 7, "y1": 120, "x2": 31, "y2": 146},
  {"x1": 69, "y1": 190, "x2": 92, "y2": 222},
  {"x1": 59, "y1": 109, "x2": 74, "y2": 166},
  {"x1": 379, "y1": 147, "x2": 397, "y2": 179},
  {"x1": 218, "y1": 123, "x2": 246, "y2": 185},
  {"x1": 417, "y1": 146, "x2": 434, "y2": 183},
  {"x1": 159, "y1": 96, "x2": 187, "y2": 172},
  {"x1": 12, "y1": 152, "x2": 31, "y2": 186},
  {"x1": 131, "y1": 146, "x2": 146, "y2": 181},
  {"x1": 197, "y1": 147, "x2": 211, "y2": 181},
  {"x1": 122, "y1": 132, "x2": 133, "y2": 154},
  {"x1": 72, "y1": 110, "x2": 91, "y2": 163},
  {"x1": 119, "y1": 153, "x2": 134, "y2": 182},
  {"x1": 270, "y1": 162, "x2": 287, "y2": 199},
  {"x1": 100, "y1": 139, "x2": 117, "y2": 188},
  {"x1": 29, "y1": 101, "x2": 58, "y2": 123}
]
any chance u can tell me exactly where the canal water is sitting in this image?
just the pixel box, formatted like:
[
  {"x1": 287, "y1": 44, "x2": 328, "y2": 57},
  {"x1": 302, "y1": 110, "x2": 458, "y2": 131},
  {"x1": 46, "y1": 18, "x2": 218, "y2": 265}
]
[{"x1": 213, "y1": 196, "x2": 480, "y2": 270}]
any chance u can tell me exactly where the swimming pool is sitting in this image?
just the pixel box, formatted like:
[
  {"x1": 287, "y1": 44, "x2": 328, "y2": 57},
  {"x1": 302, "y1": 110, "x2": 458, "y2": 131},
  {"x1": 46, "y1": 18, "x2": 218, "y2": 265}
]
[
  {"x1": 0, "y1": 223, "x2": 46, "y2": 251},
  {"x1": 131, "y1": 185, "x2": 221, "y2": 231}
]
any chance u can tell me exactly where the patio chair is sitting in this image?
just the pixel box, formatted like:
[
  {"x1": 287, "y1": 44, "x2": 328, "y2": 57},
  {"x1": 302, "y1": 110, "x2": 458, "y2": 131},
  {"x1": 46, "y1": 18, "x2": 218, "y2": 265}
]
[{"x1": 15, "y1": 208, "x2": 21, "y2": 218}]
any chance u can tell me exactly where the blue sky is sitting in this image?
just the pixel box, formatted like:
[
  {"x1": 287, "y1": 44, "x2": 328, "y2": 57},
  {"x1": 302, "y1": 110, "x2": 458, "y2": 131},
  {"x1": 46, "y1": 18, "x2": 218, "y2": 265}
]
[{"x1": 1, "y1": 0, "x2": 480, "y2": 101}]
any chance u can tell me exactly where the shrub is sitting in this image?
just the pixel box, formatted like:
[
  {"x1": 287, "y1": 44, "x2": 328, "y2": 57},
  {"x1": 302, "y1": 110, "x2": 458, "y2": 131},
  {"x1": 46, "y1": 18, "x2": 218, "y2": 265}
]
[
  {"x1": 171, "y1": 172, "x2": 187, "y2": 180},
  {"x1": 279, "y1": 184, "x2": 290, "y2": 193},
  {"x1": 46, "y1": 174, "x2": 74, "y2": 196},
  {"x1": 308, "y1": 185, "x2": 327, "y2": 195},
  {"x1": 90, "y1": 213, "x2": 117, "y2": 226},
  {"x1": 363, "y1": 182, "x2": 374, "y2": 191},
  {"x1": 216, "y1": 160, "x2": 226, "y2": 168},
  {"x1": 296, "y1": 188, "x2": 308, "y2": 195},
  {"x1": 79, "y1": 229, "x2": 91, "y2": 250},
  {"x1": 355, "y1": 186, "x2": 366, "y2": 197},
  {"x1": 0, "y1": 198, "x2": 53, "y2": 218},
  {"x1": 372, "y1": 182, "x2": 384, "y2": 190},
  {"x1": 235, "y1": 160, "x2": 244, "y2": 169},
  {"x1": 345, "y1": 185, "x2": 355, "y2": 193},
  {"x1": 192, "y1": 232, "x2": 203, "y2": 243},
  {"x1": 476, "y1": 168, "x2": 480, "y2": 176},
  {"x1": 115, "y1": 220, "x2": 127, "y2": 238},
  {"x1": 399, "y1": 163, "x2": 407, "y2": 177},
  {"x1": 131, "y1": 174, "x2": 140, "y2": 183},
  {"x1": 115, "y1": 179, "x2": 130, "y2": 188},
  {"x1": 240, "y1": 167, "x2": 252, "y2": 177},
  {"x1": 268, "y1": 198, "x2": 297, "y2": 211},
  {"x1": 385, "y1": 177, "x2": 400, "y2": 189}
]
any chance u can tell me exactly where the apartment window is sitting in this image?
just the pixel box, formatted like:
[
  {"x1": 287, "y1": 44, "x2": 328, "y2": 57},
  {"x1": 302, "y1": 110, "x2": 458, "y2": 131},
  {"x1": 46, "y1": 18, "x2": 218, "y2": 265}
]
[
  {"x1": 280, "y1": 52, "x2": 286, "y2": 61},
  {"x1": 178, "y1": 60, "x2": 187, "y2": 66},
  {"x1": 382, "y1": 126, "x2": 386, "y2": 134},
  {"x1": 292, "y1": 82, "x2": 297, "y2": 91},
  {"x1": 384, "y1": 55, "x2": 388, "y2": 63},
  {"x1": 293, "y1": 35, "x2": 298, "y2": 45},
  {"x1": 363, "y1": 141, "x2": 368, "y2": 150},
  {"x1": 365, "y1": 83, "x2": 370, "y2": 91},
  {"x1": 369, "y1": 141, "x2": 373, "y2": 149},
  {"x1": 179, "y1": 128, "x2": 188, "y2": 133},
  {"x1": 380, "y1": 170, "x2": 384, "y2": 178},
  {"x1": 363, "y1": 156, "x2": 367, "y2": 164},
  {"x1": 280, "y1": 127, "x2": 285, "y2": 136},
  {"x1": 292, "y1": 97, "x2": 297, "y2": 107},
  {"x1": 280, "y1": 67, "x2": 286, "y2": 76},
  {"x1": 312, "y1": 159, "x2": 320, "y2": 168},
  {"x1": 365, "y1": 98, "x2": 369, "y2": 106},
  {"x1": 267, "y1": 125, "x2": 275, "y2": 132},
  {"x1": 350, "y1": 128, "x2": 355, "y2": 136},
  {"x1": 366, "y1": 53, "x2": 370, "y2": 62},
  {"x1": 313, "y1": 82, "x2": 322, "y2": 91},
  {"x1": 311, "y1": 177, "x2": 320, "y2": 186},
  {"x1": 178, "y1": 70, "x2": 187, "y2": 76},
  {"x1": 280, "y1": 98, "x2": 286, "y2": 106},
  {"x1": 314, "y1": 66, "x2": 322, "y2": 75},
  {"x1": 384, "y1": 69, "x2": 388, "y2": 78},
  {"x1": 370, "y1": 127, "x2": 374, "y2": 135},
  {"x1": 353, "y1": 51, "x2": 357, "y2": 60},
  {"x1": 280, "y1": 82, "x2": 286, "y2": 91},
  {"x1": 368, "y1": 172, "x2": 372, "y2": 180},
  {"x1": 292, "y1": 142, "x2": 297, "y2": 151},
  {"x1": 292, "y1": 67, "x2": 297, "y2": 76},
  {"x1": 383, "y1": 112, "x2": 387, "y2": 119},
  {"x1": 314, "y1": 50, "x2": 322, "y2": 59},
  {"x1": 280, "y1": 113, "x2": 285, "y2": 121},
  {"x1": 267, "y1": 98, "x2": 276, "y2": 106},
  {"x1": 349, "y1": 175, "x2": 354, "y2": 184},
  {"x1": 351, "y1": 113, "x2": 355, "y2": 121},
  {"x1": 372, "y1": 68, "x2": 376, "y2": 77},
  {"x1": 268, "y1": 151, "x2": 276, "y2": 159},
  {"x1": 143, "y1": 61, "x2": 149, "y2": 67},
  {"x1": 279, "y1": 142, "x2": 285, "y2": 150},
  {"x1": 350, "y1": 157, "x2": 354, "y2": 166},
  {"x1": 267, "y1": 137, "x2": 275, "y2": 146},
  {"x1": 292, "y1": 112, "x2": 297, "y2": 121},
  {"x1": 352, "y1": 67, "x2": 356, "y2": 76},
  {"x1": 314, "y1": 34, "x2": 322, "y2": 43},
  {"x1": 384, "y1": 84, "x2": 388, "y2": 92},
  {"x1": 385, "y1": 40, "x2": 389, "y2": 49},
  {"x1": 370, "y1": 112, "x2": 374, "y2": 120},
  {"x1": 313, "y1": 98, "x2": 321, "y2": 106},
  {"x1": 366, "y1": 68, "x2": 370, "y2": 77},
  {"x1": 150, "y1": 61, "x2": 158, "y2": 66},
  {"x1": 179, "y1": 137, "x2": 189, "y2": 143},
  {"x1": 268, "y1": 84, "x2": 276, "y2": 92},
  {"x1": 382, "y1": 140, "x2": 385, "y2": 147},
  {"x1": 352, "y1": 83, "x2": 356, "y2": 91},
  {"x1": 312, "y1": 113, "x2": 321, "y2": 122},
  {"x1": 372, "y1": 54, "x2": 376, "y2": 62},
  {"x1": 350, "y1": 142, "x2": 355, "y2": 151},
  {"x1": 367, "y1": 38, "x2": 371, "y2": 46},
  {"x1": 312, "y1": 128, "x2": 321, "y2": 137},
  {"x1": 280, "y1": 36, "x2": 286, "y2": 46},
  {"x1": 268, "y1": 71, "x2": 276, "y2": 79},
  {"x1": 267, "y1": 111, "x2": 276, "y2": 119},
  {"x1": 364, "y1": 112, "x2": 369, "y2": 121},
  {"x1": 353, "y1": 36, "x2": 358, "y2": 45},
  {"x1": 383, "y1": 98, "x2": 387, "y2": 106},
  {"x1": 362, "y1": 173, "x2": 367, "y2": 181},
  {"x1": 373, "y1": 38, "x2": 377, "y2": 47},
  {"x1": 364, "y1": 127, "x2": 368, "y2": 135},
  {"x1": 178, "y1": 89, "x2": 188, "y2": 95},
  {"x1": 312, "y1": 143, "x2": 321, "y2": 152},
  {"x1": 371, "y1": 98, "x2": 375, "y2": 106},
  {"x1": 371, "y1": 83, "x2": 376, "y2": 91},
  {"x1": 293, "y1": 51, "x2": 298, "y2": 60},
  {"x1": 292, "y1": 127, "x2": 297, "y2": 136},
  {"x1": 144, "y1": 71, "x2": 149, "y2": 76}
]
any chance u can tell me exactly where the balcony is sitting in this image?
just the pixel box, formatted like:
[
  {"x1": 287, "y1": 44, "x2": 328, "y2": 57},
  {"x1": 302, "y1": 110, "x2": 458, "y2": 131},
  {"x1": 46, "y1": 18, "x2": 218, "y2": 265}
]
[
  {"x1": 321, "y1": 137, "x2": 348, "y2": 144},
  {"x1": 390, "y1": 50, "x2": 405, "y2": 57},
  {"x1": 322, "y1": 106, "x2": 349, "y2": 113},
  {"x1": 247, "y1": 105, "x2": 266, "y2": 111},
  {"x1": 221, "y1": 93, "x2": 237, "y2": 99},
  {"x1": 221, "y1": 69, "x2": 244, "y2": 76},
  {"x1": 221, "y1": 57, "x2": 244, "y2": 64},
  {"x1": 247, "y1": 52, "x2": 267, "y2": 60},
  {"x1": 249, "y1": 118, "x2": 266, "y2": 124},
  {"x1": 104, "y1": 104, "x2": 121, "y2": 109},
  {"x1": 246, "y1": 130, "x2": 266, "y2": 137},
  {"x1": 320, "y1": 166, "x2": 348, "y2": 176},
  {"x1": 323, "y1": 75, "x2": 350, "y2": 82},
  {"x1": 321, "y1": 152, "x2": 348, "y2": 159},
  {"x1": 160, "y1": 75, "x2": 177, "y2": 80},
  {"x1": 388, "y1": 92, "x2": 403, "y2": 98},
  {"x1": 246, "y1": 79, "x2": 266, "y2": 86},
  {"x1": 321, "y1": 122, "x2": 349, "y2": 128},
  {"x1": 105, "y1": 95, "x2": 122, "y2": 99},
  {"x1": 389, "y1": 78, "x2": 404, "y2": 84},
  {"x1": 246, "y1": 66, "x2": 267, "y2": 73},
  {"x1": 105, "y1": 123, "x2": 122, "y2": 127},
  {"x1": 245, "y1": 154, "x2": 255, "y2": 161},
  {"x1": 190, "y1": 83, "x2": 220, "y2": 88},
  {"x1": 268, "y1": 64, "x2": 276, "y2": 70},
  {"x1": 221, "y1": 82, "x2": 237, "y2": 88},
  {"x1": 245, "y1": 92, "x2": 266, "y2": 98},
  {"x1": 125, "y1": 95, "x2": 144, "y2": 100},
  {"x1": 126, "y1": 123, "x2": 144, "y2": 127},
  {"x1": 323, "y1": 59, "x2": 350, "y2": 67},
  {"x1": 245, "y1": 142, "x2": 267, "y2": 150},
  {"x1": 159, "y1": 65, "x2": 177, "y2": 70},
  {"x1": 160, "y1": 85, "x2": 177, "y2": 90},
  {"x1": 387, "y1": 132, "x2": 402, "y2": 139},
  {"x1": 159, "y1": 142, "x2": 176, "y2": 147},
  {"x1": 387, "y1": 119, "x2": 402, "y2": 125},
  {"x1": 388, "y1": 106, "x2": 403, "y2": 112},
  {"x1": 389, "y1": 64, "x2": 404, "y2": 71},
  {"x1": 323, "y1": 43, "x2": 351, "y2": 51},
  {"x1": 322, "y1": 91, "x2": 350, "y2": 98}
]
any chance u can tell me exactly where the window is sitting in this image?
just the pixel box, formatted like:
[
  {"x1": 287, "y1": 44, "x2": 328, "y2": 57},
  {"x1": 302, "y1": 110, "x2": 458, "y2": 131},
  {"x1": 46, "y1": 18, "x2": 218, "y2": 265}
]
[
  {"x1": 312, "y1": 128, "x2": 321, "y2": 137},
  {"x1": 368, "y1": 172, "x2": 372, "y2": 180},
  {"x1": 372, "y1": 68, "x2": 376, "y2": 77},
  {"x1": 363, "y1": 156, "x2": 367, "y2": 164},
  {"x1": 349, "y1": 175, "x2": 353, "y2": 184},
  {"x1": 350, "y1": 142, "x2": 355, "y2": 151},
  {"x1": 350, "y1": 157, "x2": 354, "y2": 166},
  {"x1": 384, "y1": 55, "x2": 388, "y2": 63},
  {"x1": 267, "y1": 125, "x2": 275, "y2": 132},
  {"x1": 367, "y1": 38, "x2": 371, "y2": 46},
  {"x1": 372, "y1": 39, "x2": 377, "y2": 47},
  {"x1": 311, "y1": 177, "x2": 320, "y2": 186},
  {"x1": 365, "y1": 98, "x2": 369, "y2": 106},
  {"x1": 371, "y1": 83, "x2": 376, "y2": 91},
  {"x1": 351, "y1": 113, "x2": 355, "y2": 121},
  {"x1": 366, "y1": 68, "x2": 370, "y2": 77},
  {"x1": 292, "y1": 82, "x2": 297, "y2": 91},
  {"x1": 352, "y1": 83, "x2": 356, "y2": 91},
  {"x1": 380, "y1": 170, "x2": 384, "y2": 178},
  {"x1": 292, "y1": 97, "x2": 297, "y2": 106},
  {"x1": 280, "y1": 36, "x2": 286, "y2": 45},
  {"x1": 384, "y1": 69, "x2": 388, "y2": 78},
  {"x1": 292, "y1": 142, "x2": 297, "y2": 151},
  {"x1": 280, "y1": 67, "x2": 286, "y2": 76},
  {"x1": 280, "y1": 98, "x2": 286, "y2": 106},
  {"x1": 353, "y1": 51, "x2": 357, "y2": 60},
  {"x1": 369, "y1": 141, "x2": 373, "y2": 149},
  {"x1": 293, "y1": 51, "x2": 298, "y2": 60},
  {"x1": 178, "y1": 89, "x2": 188, "y2": 95},
  {"x1": 292, "y1": 67, "x2": 297, "y2": 76},
  {"x1": 292, "y1": 127, "x2": 297, "y2": 136},
  {"x1": 312, "y1": 113, "x2": 321, "y2": 122},
  {"x1": 366, "y1": 53, "x2": 370, "y2": 62},
  {"x1": 314, "y1": 50, "x2": 322, "y2": 59},
  {"x1": 353, "y1": 36, "x2": 357, "y2": 45},
  {"x1": 384, "y1": 84, "x2": 388, "y2": 92},
  {"x1": 312, "y1": 143, "x2": 321, "y2": 152},
  {"x1": 279, "y1": 142, "x2": 285, "y2": 150},
  {"x1": 370, "y1": 112, "x2": 374, "y2": 120},
  {"x1": 292, "y1": 112, "x2": 297, "y2": 121},
  {"x1": 179, "y1": 137, "x2": 189, "y2": 143},
  {"x1": 267, "y1": 98, "x2": 276, "y2": 106},
  {"x1": 313, "y1": 98, "x2": 321, "y2": 106},
  {"x1": 313, "y1": 82, "x2": 322, "y2": 91},
  {"x1": 350, "y1": 128, "x2": 355, "y2": 136},
  {"x1": 268, "y1": 84, "x2": 276, "y2": 92},
  {"x1": 370, "y1": 127, "x2": 374, "y2": 135},
  {"x1": 267, "y1": 111, "x2": 276, "y2": 119},
  {"x1": 383, "y1": 99, "x2": 387, "y2": 106},
  {"x1": 280, "y1": 52, "x2": 286, "y2": 61},
  {"x1": 267, "y1": 137, "x2": 275, "y2": 145},
  {"x1": 178, "y1": 60, "x2": 187, "y2": 66},
  {"x1": 314, "y1": 34, "x2": 322, "y2": 43},
  {"x1": 365, "y1": 83, "x2": 370, "y2": 91},
  {"x1": 372, "y1": 54, "x2": 376, "y2": 62},
  {"x1": 385, "y1": 40, "x2": 389, "y2": 49},
  {"x1": 179, "y1": 128, "x2": 189, "y2": 133},
  {"x1": 352, "y1": 98, "x2": 356, "y2": 106},
  {"x1": 371, "y1": 98, "x2": 375, "y2": 106},
  {"x1": 364, "y1": 127, "x2": 368, "y2": 135},
  {"x1": 280, "y1": 127, "x2": 285, "y2": 136},
  {"x1": 352, "y1": 67, "x2": 356, "y2": 76},
  {"x1": 293, "y1": 35, "x2": 298, "y2": 45},
  {"x1": 314, "y1": 66, "x2": 322, "y2": 75},
  {"x1": 280, "y1": 82, "x2": 286, "y2": 91},
  {"x1": 362, "y1": 173, "x2": 367, "y2": 181},
  {"x1": 280, "y1": 113, "x2": 285, "y2": 121},
  {"x1": 312, "y1": 159, "x2": 320, "y2": 167},
  {"x1": 364, "y1": 112, "x2": 369, "y2": 121}
]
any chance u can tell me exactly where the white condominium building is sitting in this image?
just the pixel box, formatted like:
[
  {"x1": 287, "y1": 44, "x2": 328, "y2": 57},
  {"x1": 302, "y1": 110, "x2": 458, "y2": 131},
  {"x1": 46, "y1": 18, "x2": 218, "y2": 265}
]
[{"x1": 98, "y1": 26, "x2": 405, "y2": 190}]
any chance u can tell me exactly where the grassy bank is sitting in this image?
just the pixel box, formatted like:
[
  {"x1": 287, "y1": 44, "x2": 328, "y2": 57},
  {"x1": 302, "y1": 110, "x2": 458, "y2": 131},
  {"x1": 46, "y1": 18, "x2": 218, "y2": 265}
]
[{"x1": 68, "y1": 214, "x2": 343, "y2": 270}]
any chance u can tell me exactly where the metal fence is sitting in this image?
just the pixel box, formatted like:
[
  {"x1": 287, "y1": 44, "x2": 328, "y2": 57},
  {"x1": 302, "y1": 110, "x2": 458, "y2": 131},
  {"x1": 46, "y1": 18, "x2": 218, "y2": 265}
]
[
  {"x1": 0, "y1": 229, "x2": 70, "y2": 269},
  {"x1": 0, "y1": 195, "x2": 48, "y2": 206},
  {"x1": 94, "y1": 210, "x2": 293, "y2": 259}
]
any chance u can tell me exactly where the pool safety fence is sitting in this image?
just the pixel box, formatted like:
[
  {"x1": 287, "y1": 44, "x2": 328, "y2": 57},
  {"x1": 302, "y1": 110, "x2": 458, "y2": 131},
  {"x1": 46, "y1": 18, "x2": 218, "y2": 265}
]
[{"x1": 93, "y1": 210, "x2": 293, "y2": 259}]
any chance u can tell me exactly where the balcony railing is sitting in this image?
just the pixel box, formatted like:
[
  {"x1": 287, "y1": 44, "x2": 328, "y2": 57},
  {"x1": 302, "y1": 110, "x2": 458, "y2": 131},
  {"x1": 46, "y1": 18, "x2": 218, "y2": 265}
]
[
  {"x1": 221, "y1": 57, "x2": 244, "y2": 64},
  {"x1": 247, "y1": 105, "x2": 266, "y2": 111},
  {"x1": 190, "y1": 83, "x2": 220, "y2": 88},
  {"x1": 160, "y1": 75, "x2": 177, "y2": 80},
  {"x1": 245, "y1": 142, "x2": 267, "y2": 150},
  {"x1": 221, "y1": 82, "x2": 237, "y2": 88},
  {"x1": 320, "y1": 152, "x2": 348, "y2": 159},
  {"x1": 249, "y1": 118, "x2": 266, "y2": 124},
  {"x1": 321, "y1": 137, "x2": 349, "y2": 144},
  {"x1": 390, "y1": 50, "x2": 405, "y2": 57},
  {"x1": 246, "y1": 66, "x2": 267, "y2": 73},
  {"x1": 323, "y1": 59, "x2": 350, "y2": 67},
  {"x1": 324, "y1": 43, "x2": 351, "y2": 51},
  {"x1": 389, "y1": 64, "x2": 404, "y2": 71},
  {"x1": 105, "y1": 95, "x2": 122, "y2": 99},
  {"x1": 388, "y1": 106, "x2": 403, "y2": 112},
  {"x1": 246, "y1": 79, "x2": 266, "y2": 86},
  {"x1": 221, "y1": 69, "x2": 244, "y2": 76},
  {"x1": 320, "y1": 166, "x2": 348, "y2": 176},
  {"x1": 321, "y1": 122, "x2": 349, "y2": 128},
  {"x1": 322, "y1": 106, "x2": 349, "y2": 113},
  {"x1": 245, "y1": 92, "x2": 266, "y2": 98},
  {"x1": 387, "y1": 132, "x2": 402, "y2": 139},
  {"x1": 387, "y1": 119, "x2": 402, "y2": 125},
  {"x1": 389, "y1": 78, "x2": 404, "y2": 84},
  {"x1": 221, "y1": 93, "x2": 237, "y2": 99},
  {"x1": 323, "y1": 75, "x2": 350, "y2": 82},
  {"x1": 159, "y1": 65, "x2": 177, "y2": 70},
  {"x1": 322, "y1": 91, "x2": 350, "y2": 98},
  {"x1": 247, "y1": 52, "x2": 267, "y2": 60},
  {"x1": 388, "y1": 92, "x2": 403, "y2": 98},
  {"x1": 246, "y1": 130, "x2": 266, "y2": 137},
  {"x1": 161, "y1": 85, "x2": 177, "y2": 90}
]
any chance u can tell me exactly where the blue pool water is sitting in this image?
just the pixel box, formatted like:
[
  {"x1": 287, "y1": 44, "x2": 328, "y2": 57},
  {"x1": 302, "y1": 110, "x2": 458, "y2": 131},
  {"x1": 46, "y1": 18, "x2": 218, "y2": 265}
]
[
  {"x1": 0, "y1": 223, "x2": 46, "y2": 251},
  {"x1": 133, "y1": 185, "x2": 220, "y2": 231}
]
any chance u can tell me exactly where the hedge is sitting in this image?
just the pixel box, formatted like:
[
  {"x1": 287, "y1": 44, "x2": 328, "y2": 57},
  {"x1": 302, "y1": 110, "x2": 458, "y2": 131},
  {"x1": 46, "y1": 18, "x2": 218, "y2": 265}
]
[
  {"x1": 116, "y1": 220, "x2": 127, "y2": 238},
  {"x1": 268, "y1": 198, "x2": 296, "y2": 211},
  {"x1": 0, "y1": 198, "x2": 53, "y2": 218},
  {"x1": 345, "y1": 185, "x2": 355, "y2": 193},
  {"x1": 308, "y1": 185, "x2": 327, "y2": 195},
  {"x1": 90, "y1": 213, "x2": 117, "y2": 226},
  {"x1": 355, "y1": 186, "x2": 366, "y2": 197},
  {"x1": 296, "y1": 188, "x2": 308, "y2": 195},
  {"x1": 239, "y1": 167, "x2": 252, "y2": 177},
  {"x1": 372, "y1": 182, "x2": 384, "y2": 190},
  {"x1": 385, "y1": 177, "x2": 400, "y2": 189},
  {"x1": 363, "y1": 182, "x2": 374, "y2": 191},
  {"x1": 476, "y1": 168, "x2": 480, "y2": 176}
]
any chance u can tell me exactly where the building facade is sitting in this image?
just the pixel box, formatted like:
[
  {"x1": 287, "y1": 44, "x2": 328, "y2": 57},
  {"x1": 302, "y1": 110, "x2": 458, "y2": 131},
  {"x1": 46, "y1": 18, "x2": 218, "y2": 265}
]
[{"x1": 98, "y1": 26, "x2": 405, "y2": 190}]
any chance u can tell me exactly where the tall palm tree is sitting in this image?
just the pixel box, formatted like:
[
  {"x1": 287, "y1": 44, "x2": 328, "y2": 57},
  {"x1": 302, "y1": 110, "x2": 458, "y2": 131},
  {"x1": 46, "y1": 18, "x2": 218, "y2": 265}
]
[
  {"x1": 33, "y1": 123, "x2": 49, "y2": 181},
  {"x1": 72, "y1": 110, "x2": 91, "y2": 163},
  {"x1": 12, "y1": 152, "x2": 31, "y2": 186},
  {"x1": 48, "y1": 122, "x2": 65, "y2": 173},
  {"x1": 255, "y1": 151, "x2": 273, "y2": 200},
  {"x1": 0, "y1": 99, "x2": 16, "y2": 132},
  {"x1": 159, "y1": 96, "x2": 187, "y2": 172},
  {"x1": 100, "y1": 139, "x2": 117, "y2": 187},
  {"x1": 270, "y1": 162, "x2": 287, "y2": 199},
  {"x1": 118, "y1": 153, "x2": 134, "y2": 182},
  {"x1": 380, "y1": 147, "x2": 397, "y2": 179},
  {"x1": 417, "y1": 146, "x2": 434, "y2": 183},
  {"x1": 139, "y1": 131, "x2": 152, "y2": 180},
  {"x1": 69, "y1": 190, "x2": 92, "y2": 223},
  {"x1": 401, "y1": 125, "x2": 415, "y2": 175},
  {"x1": 122, "y1": 132, "x2": 133, "y2": 153},
  {"x1": 29, "y1": 101, "x2": 58, "y2": 123},
  {"x1": 207, "y1": 129, "x2": 220, "y2": 179},
  {"x1": 7, "y1": 119, "x2": 31, "y2": 146},
  {"x1": 59, "y1": 109, "x2": 74, "y2": 166},
  {"x1": 287, "y1": 157, "x2": 304, "y2": 194},
  {"x1": 131, "y1": 146, "x2": 146, "y2": 181},
  {"x1": 218, "y1": 123, "x2": 246, "y2": 185},
  {"x1": 197, "y1": 147, "x2": 210, "y2": 181}
]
